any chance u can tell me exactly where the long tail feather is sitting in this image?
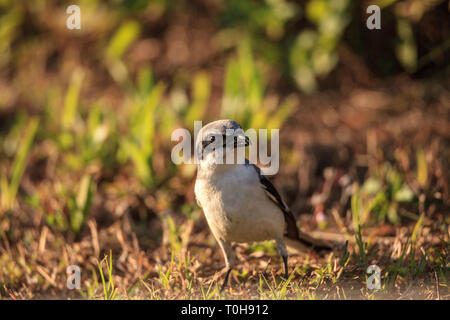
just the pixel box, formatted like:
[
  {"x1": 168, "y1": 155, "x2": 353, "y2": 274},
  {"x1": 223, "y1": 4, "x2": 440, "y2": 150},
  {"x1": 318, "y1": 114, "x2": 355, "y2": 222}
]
[{"x1": 284, "y1": 231, "x2": 332, "y2": 253}]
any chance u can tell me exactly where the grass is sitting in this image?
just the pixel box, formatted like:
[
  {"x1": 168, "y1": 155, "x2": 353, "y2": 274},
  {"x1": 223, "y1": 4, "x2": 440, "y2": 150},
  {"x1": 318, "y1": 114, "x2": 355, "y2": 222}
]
[
  {"x1": 0, "y1": 75, "x2": 447, "y2": 299},
  {"x1": 1, "y1": 117, "x2": 38, "y2": 213},
  {"x1": 98, "y1": 252, "x2": 118, "y2": 300},
  {"x1": 0, "y1": 212, "x2": 448, "y2": 299}
]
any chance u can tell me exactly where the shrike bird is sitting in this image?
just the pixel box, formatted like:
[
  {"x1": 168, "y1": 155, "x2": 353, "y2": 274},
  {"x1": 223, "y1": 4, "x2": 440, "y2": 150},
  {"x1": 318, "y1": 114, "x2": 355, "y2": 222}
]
[{"x1": 194, "y1": 119, "x2": 332, "y2": 290}]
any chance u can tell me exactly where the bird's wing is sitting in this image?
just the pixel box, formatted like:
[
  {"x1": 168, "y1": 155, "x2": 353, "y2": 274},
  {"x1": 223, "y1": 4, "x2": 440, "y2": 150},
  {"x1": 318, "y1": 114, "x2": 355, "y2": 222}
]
[
  {"x1": 248, "y1": 163, "x2": 332, "y2": 251},
  {"x1": 247, "y1": 163, "x2": 299, "y2": 240}
]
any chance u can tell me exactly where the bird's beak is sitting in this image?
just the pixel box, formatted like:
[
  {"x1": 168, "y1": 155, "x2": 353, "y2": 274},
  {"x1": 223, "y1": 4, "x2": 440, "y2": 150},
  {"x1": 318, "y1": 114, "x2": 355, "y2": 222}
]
[{"x1": 234, "y1": 133, "x2": 250, "y2": 148}]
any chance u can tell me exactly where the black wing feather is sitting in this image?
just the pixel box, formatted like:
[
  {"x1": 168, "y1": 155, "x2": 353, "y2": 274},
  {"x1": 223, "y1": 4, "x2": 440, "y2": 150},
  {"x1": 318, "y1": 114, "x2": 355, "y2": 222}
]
[{"x1": 247, "y1": 163, "x2": 299, "y2": 240}]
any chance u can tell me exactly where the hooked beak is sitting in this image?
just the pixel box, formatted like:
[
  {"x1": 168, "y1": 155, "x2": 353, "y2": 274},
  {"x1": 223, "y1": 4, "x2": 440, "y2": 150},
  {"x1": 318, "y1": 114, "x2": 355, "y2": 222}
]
[{"x1": 234, "y1": 133, "x2": 250, "y2": 148}]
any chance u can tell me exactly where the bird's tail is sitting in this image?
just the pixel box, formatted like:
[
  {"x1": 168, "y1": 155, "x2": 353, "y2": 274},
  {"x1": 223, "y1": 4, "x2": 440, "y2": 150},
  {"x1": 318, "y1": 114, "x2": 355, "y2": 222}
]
[{"x1": 284, "y1": 231, "x2": 332, "y2": 254}]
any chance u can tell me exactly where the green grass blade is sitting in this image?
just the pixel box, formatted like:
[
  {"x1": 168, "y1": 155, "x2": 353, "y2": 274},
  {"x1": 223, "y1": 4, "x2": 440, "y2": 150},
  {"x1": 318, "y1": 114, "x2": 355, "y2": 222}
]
[
  {"x1": 62, "y1": 71, "x2": 84, "y2": 129},
  {"x1": 4, "y1": 117, "x2": 39, "y2": 210},
  {"x1": 106, "y1": 21, "x2": 140, "y2": 60}
]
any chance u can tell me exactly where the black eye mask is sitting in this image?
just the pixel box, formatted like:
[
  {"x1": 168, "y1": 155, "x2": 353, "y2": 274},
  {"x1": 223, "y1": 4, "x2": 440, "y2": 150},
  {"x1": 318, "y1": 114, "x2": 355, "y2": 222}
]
[
  {"x1": 202, "y1": 133, "x2": 248, "y2": 151},
  {"x1": 202, "y1": 134, "x2": 223, "y2": 149}
]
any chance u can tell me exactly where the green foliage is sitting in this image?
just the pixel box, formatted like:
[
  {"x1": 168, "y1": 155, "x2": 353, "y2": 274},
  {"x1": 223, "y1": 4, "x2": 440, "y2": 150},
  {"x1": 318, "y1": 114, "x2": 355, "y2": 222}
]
[
  {"x1": 339, "y1": 241, "x2": 350, "y2": 267},
  {"x1": 157, "y1": 258, "x2": 173, "y2": 289},
  {"x1": 106, "y1": 20, "x2": 141, "y2": 83},
  {"x1": 69, "y1": 174, "x2": 94, "y2": 234},
  {"x1": 385, "y1": 238, "x2": 410, "y2": 288},
  {"x1": 45, "y1": 174, "x2": 94, "y2": 235},
  {"x1": 98, "y1": 251, "x2": 118, "y2": 300},
  {"x1": 0, "y1": 0, "x2": 442, "y2": 99},
  {"x1": 200, "y1": 281, "x2": 217, "y2": 300},
  {"x1": 355, "y1": 226, "x2": 368, "y2": 267},
  {"x1": 290, "y1": 0, "x2": 350, "y2": 93},
  {"x1": 233, "y1": 268, "x2": 250, "y2": 284},
  {"x1": 58, "y1": 71, "x2": 117, "y2": 171},
  {"x1": 107, "y1": 21, "x2": 141, "y2": 61},
  {"x1": 118, "y1": 71, "x2": 165, "y2": 187},
  {"x1": 62, "y1": 71, "x2": 84, "y2": 130},
  {"x1": 416, "y1": 148, "x2": 428, "y2": 188},
  {"x1": 1, "y1": 117, "x2": 38, "y2": 212},
  {"x1": 164, "y1": 215, "x2": 182, "y2": 255},
  {"x1": 222, "y1": 40, "x2": 296, "y2": 130},
  {"x1": 184, "y1": 72, "x2": 211, "y2": 128},
  {"x1": 396, "y1": 17, "x2": 417, "y2": 72},
  {"x1": 0, "y1": 3, "x2": 23, "y2": 70},
  {"x1": 249, "y1": 240, "x2": 278, "y2": 257},
  {"x1": 79, "y1": 267, "x2": 100, "y2": 299},
  {"x1": 258, "y1": 272, "x2": 294, "y2": 300},
  {"x1": 351, "y1": 162, "x2": 416, "y2": 228}
]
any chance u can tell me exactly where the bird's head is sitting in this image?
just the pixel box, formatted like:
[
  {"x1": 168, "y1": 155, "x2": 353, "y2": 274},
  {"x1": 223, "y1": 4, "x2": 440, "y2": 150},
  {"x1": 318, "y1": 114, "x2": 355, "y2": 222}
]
[{"x1": 195, "y1": 119, "x2": 250, "y2": 167}]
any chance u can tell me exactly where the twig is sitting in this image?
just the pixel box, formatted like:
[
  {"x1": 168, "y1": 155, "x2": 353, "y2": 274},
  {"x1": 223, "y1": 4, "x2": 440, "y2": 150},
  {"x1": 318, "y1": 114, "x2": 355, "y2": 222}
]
[
  {"x1": 36, "y1": 265, "x2": 57, "y2": 287},
  {"x1": 38, "y1": 226, "x2": 49, "y2": 253},
  {"x1": 434, "y1": 270, "x2": 440, "y2": 300},
  {"x1": 88, "y1": 220, "x2": 100, "y2": 257}
]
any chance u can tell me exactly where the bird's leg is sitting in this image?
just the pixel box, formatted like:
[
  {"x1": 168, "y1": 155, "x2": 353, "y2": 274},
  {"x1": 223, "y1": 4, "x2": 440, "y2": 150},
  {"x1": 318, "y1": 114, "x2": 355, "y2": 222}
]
[
  {"x1": 221, "y1": 268, "x2": 232, "y2": 292},
  {"x1": 217, "y1": 239, "x2": 235, "y2": 291},
  {"x1": 276, "y1": 238, "x2": 289, "y2": 279},
  {"x1": 282, "y1": 255, "x2": 289, "y2": 279}
]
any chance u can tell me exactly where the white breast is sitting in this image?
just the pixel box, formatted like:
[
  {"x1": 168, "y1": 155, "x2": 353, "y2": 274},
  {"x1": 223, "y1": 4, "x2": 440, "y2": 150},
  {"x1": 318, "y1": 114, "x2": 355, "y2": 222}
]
[{"x1": 195, "y1": 165, "x2": 285, "y2": 243}]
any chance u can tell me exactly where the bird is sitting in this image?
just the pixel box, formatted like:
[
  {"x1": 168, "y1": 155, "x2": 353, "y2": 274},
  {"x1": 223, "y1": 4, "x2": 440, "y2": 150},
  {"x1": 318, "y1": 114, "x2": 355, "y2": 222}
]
[{"x1": 194, "y1": 119, "x2": 332, "y2": 291}]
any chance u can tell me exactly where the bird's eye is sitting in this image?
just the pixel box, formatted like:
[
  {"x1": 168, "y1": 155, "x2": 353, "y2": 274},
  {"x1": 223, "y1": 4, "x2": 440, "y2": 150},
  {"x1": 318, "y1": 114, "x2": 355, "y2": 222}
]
[{"x1": 210, "y1": 136, "x2": 215, "y2": 142}]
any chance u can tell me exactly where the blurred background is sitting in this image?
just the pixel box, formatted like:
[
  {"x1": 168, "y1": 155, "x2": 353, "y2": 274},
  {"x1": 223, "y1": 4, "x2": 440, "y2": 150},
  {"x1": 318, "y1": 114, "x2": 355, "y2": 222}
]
[{"x1": 0, "y1": 0, "x2": 449, "y2": 299}]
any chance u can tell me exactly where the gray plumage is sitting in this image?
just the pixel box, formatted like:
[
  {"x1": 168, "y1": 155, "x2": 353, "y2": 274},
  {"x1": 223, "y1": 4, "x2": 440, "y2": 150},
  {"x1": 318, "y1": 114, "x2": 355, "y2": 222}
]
[{"x1": 194, "y1": 119, "x2": 331, "y2": 290}]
